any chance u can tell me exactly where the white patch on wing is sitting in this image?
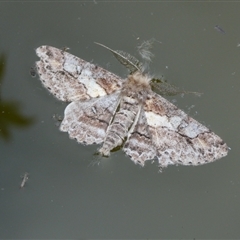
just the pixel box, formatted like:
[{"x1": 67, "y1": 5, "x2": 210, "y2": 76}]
[
  {"x1": 78, "y1": 76, "x2": 106, "y2": 98},
  {"x1": 179, "y1": 120, "x2": 208, "y2": 138},
  {"x1": 145, "y1": 111, "x2": 175, "y2": 130},
  {"x1": 63, "y1": 61, "x2": 81, "y2": 74}
]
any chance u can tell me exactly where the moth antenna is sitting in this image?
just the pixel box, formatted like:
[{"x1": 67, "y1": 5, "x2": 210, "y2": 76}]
[
  {"x1": 151, "y1": 78, "x2": 202, "y2": 97},
  {"x1": 95, "y1": 42, "x2": 143, "y2": 73}
]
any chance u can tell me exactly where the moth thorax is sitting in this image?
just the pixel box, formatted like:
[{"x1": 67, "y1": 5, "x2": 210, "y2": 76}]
[
  {"x1": 121, "y1": 71, "x2": 151, "y2": 104},
  {"x1": 126, "y1": 71, "x2": 151, "y2": 90}
]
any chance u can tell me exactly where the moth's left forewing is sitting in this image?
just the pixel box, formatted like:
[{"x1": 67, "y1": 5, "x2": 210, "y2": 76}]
[
  {"x1": 144, "y1": 93, "x2": 228, "y2": 168},
  {"x1": 36, "y1": 46, "x2": 123, "y2": 102}
]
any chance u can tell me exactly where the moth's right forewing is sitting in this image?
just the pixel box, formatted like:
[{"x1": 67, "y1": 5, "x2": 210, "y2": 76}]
[{"x1": 144, "y1": 93, "x2": 228, "y2": 168}]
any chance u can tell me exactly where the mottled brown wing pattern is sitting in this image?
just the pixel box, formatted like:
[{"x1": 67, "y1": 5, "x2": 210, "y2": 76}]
[
  {"x1": 143, "y1": 92, "x2": 228, "y2": 168},
  {"x1": 60, "y1": 91, "x2": 121, "y2": 145},
  {"x1": 36, "y1": 46, "x2": 123, "y2": 102}
]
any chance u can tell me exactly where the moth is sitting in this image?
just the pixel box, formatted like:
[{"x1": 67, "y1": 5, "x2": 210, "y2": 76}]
[{"x1": 35, "y1": 42, "x2": 228, "y2": 169}]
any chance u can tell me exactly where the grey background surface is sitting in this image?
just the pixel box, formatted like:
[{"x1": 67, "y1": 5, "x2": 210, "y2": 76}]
[{"x1": 0, "y1": 1, "x2": 239, "y2": 238}]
